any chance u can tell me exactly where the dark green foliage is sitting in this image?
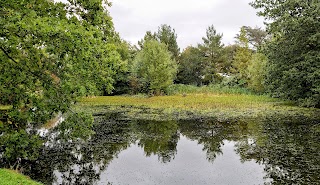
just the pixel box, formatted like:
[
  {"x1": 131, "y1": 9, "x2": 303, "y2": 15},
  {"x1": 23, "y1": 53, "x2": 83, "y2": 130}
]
[
  {"x1": 219, "y1": 44, "x2": 239, "y2": 74},
  {"x1": 156, "y1": 24, "x2": 180, "y2": 61},
  {"x1": 251, "y1": 0, "x2": 320, "y2": 107},
  {"x1": 111, "y1": 40, "x2": 137, "y2": 95},
  {"x1": 176, "y1": 46, "x2": 205, "y2": 86},
  {"x1": 198, "y1": 25, "x2": 225, "y2": 84},
  {"x1": 57, "y1": 112, "x2": 95, "y2": 141}
]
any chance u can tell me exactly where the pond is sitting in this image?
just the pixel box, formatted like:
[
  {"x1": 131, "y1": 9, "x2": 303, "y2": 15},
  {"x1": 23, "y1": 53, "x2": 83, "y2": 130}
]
[{"x1": 26, "y1": 114, "x2": 320, "y2": 185}]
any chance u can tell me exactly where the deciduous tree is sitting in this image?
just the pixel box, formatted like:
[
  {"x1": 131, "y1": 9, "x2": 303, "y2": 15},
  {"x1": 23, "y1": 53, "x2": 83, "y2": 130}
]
[
  {"x1": 232, "y1": 27, "x2": 253, "y2": 84},
  {"x1": 0, "y1": 0, "x2": 121, "y2": 168},
  {"x1": 176, "y1": 46, "x2": 205, "y2": 86},
  {"x1": 132, "y1": 40, "x2": 177, "y2": 95},
  {"x1": 251, "y1": 0, "x2": 320, "y2": 107}
]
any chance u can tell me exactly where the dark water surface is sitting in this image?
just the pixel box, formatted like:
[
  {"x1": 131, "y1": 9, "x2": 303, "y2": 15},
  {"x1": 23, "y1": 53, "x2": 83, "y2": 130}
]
[{"x1": 27, "y1": 115, "x2": 320, "y2": 185}]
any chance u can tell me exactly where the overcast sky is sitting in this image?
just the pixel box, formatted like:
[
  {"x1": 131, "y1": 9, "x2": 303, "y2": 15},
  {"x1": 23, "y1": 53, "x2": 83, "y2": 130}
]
[{"x1": 109, "y1": 0, "x2": 265, "y2": 49}]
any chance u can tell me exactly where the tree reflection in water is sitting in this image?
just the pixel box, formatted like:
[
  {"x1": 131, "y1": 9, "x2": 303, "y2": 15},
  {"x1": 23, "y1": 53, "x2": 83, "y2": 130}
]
[
  {"x1": 133, "y1": 120, "x2": 179, "y2": 163},
  {"x1": 24, "y1": 114, "x2": 319, "y2": 185}
]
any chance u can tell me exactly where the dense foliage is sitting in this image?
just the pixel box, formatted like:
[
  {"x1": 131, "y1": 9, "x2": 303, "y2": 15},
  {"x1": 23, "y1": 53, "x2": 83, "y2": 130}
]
[
  {"x1": 138, "y1": 24, "x2": 180, "y2": 61},
  {"x1": 247, "y1": 53, "x2": 268, "y2": 92},
  {"x1": 176, "y1": 46, "x2": 205, "y2": 86},
  {"x1": 198, "y1": 25, "x2": 225, "y2": 84},
  {"x1": 0, "y1": 0, "x2": 122, "y2": 168},
  {"x1": 251, "y1": 0, "x2": 320, "y2": 107},
  {"x1": 232, "y1": 27, "x2": 253, "y2": 85},
  {"x1": 132, "y1": 40, "x2": 177, "y2": 94}
]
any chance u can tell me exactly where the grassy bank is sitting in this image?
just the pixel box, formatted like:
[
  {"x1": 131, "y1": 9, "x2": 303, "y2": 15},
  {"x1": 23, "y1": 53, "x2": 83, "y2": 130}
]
[
  {"x1": 0, "y1": 169, "x2": 42, "y2": 185},
  {"x1": 76, "y1": 92, "x2": 319, "y2": 121}
]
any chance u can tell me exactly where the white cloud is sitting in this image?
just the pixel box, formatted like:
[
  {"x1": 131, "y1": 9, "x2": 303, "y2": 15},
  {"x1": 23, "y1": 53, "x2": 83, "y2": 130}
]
[{"x1": 109, "y1": 0, "x2": 265, "y2": 49}]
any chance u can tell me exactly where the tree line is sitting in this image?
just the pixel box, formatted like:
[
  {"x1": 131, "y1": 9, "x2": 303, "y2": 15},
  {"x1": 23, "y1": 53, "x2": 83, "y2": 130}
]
[
  {"x1": 0, "y1": 0, "x2": 319, "y2": 170},
  {"x1": 115, "y1": 24, "x2": 268, "y2": 96},
  {"x1": 113, "y1": 0, "x2": 319, "y2": 109}
]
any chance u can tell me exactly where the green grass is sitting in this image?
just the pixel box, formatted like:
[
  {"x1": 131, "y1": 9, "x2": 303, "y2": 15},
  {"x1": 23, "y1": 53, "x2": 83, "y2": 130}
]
[
  {"x1": 77, "y1": 92, "x2": 319, "y2": 121},
  {"x1": 0, "y1": 169, "x2": 42, "y2": 185}
]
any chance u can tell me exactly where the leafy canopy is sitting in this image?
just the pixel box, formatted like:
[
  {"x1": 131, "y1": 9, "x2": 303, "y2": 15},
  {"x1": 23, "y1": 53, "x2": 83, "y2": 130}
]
[
  {"x1": 0, "y1": 0, "x2": 122, "y2": 168},
  {"x1": 232, "y1": 27, "x2": 253, "y2": 83},
  {"x1": 138, "y1": 24, "x2": 180, "y2": 61},
  {"x1": 132, "y1": 40, "x2": 177, "y2": 95},
  {"x1": 176, "y1": 46, "x2": 205, "y2": 86},
  {"x1": 251, "y1": 0, "x2": 320, "y2": 107}
]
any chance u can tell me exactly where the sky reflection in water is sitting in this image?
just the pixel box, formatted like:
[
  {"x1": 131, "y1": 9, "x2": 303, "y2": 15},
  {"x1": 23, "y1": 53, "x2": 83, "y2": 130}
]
[
  {"x1": 28, "y1": 115, "x2": 319, "y2": 185},
  {"x1": 101, "y1": 136, "x2": 267, "y2": 185}
]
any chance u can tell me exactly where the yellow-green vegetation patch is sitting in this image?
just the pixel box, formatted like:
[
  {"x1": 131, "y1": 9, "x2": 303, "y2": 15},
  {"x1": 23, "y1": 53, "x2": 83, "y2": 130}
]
[
  {"x1": 0, "y1": 169, "x2": 43, "y2": 185},
  {"x1": 77, "y1": 94, "x2": 319, "y2": 121},
  {"x1": 0, "y1": 105, "x2": 11, "y2": 110}
]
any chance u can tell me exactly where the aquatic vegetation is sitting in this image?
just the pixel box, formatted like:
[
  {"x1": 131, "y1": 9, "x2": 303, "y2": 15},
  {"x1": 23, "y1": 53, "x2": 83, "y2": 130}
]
[{"x1": 76, "y1": 93, "x2": 319, "y2": 121}]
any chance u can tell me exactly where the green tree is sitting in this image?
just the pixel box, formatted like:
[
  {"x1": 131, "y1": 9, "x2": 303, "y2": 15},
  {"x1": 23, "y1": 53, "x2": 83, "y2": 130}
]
[
  {"x1": 232, "y1": 27, "x2": 252, "y2": 85},
  {"x1": 247, "y1": 53, "x2": 268, "y2": 92},
  {"x1": 0, "y1": 0, "x2": 121, "y2": 168},
  {"x1": 138, "y1": 25, "x2": 180, "y2": 61},
  {"x1": 236, "y1": 26, "x2": 267, "y2": 50},
  {"x1": 156, "y1": 24, "x2": 180, "y2": 61},
  {"x1": 251, "y1": 0, "x2": 320, "y2": 107},
  {"x1": 138, "y1": 31, "x2": 157, "y2": 49},
  {"x1": 111, "y1": 38, "x2": 137, "y2": 95},
  {"x1": 199, "y1": 25, "x2": 225, "y2": 84},
  {"x1": 132, "y1": 40, "x2": 177, "y2": 95},
  {"x1": 176, "y1": 46, "x2": 205, "y2": 86},
  {"x1": 220, "y1": 44, "x2": 239, "y2": 74}
]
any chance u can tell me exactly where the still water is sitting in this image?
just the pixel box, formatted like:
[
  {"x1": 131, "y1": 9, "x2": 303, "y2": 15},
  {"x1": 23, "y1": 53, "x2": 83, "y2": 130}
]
[
  {"x1": 27, "y1": 115, "x2": 320, "y2": 185},
  {"x1": 99, "y1": 137, "x2": 267, "y2": 185}
]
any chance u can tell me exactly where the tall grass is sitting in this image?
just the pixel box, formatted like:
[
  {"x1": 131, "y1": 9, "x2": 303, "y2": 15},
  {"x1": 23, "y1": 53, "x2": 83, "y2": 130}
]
[{"x1": 166, "y1": 84, "x2": 253, "y2": 95}]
